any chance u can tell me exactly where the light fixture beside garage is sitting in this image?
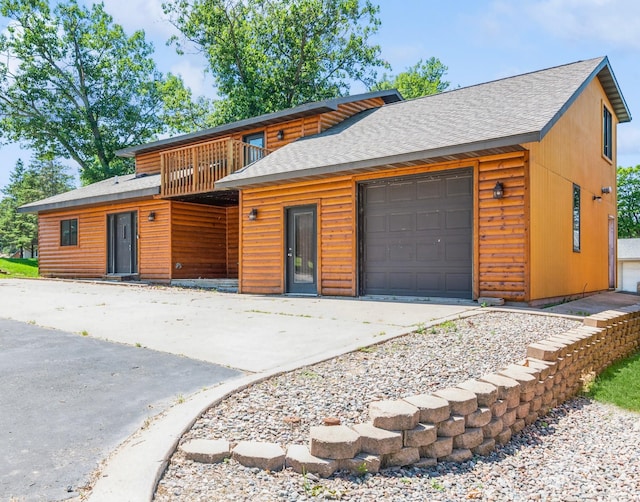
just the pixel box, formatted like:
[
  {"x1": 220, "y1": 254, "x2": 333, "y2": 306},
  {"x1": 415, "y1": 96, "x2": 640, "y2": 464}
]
[
  {"x1": 493, "y1": 181, "x2": 504, "y2": 199},
  {"x1": 248, "y1": 208, "x2": 258, "y2": 221},
  {"x1": 148, "y1": 211, "x2": 156, "y2": 222},
  {"x1": 277, "y1": 129, "x2": 285, "y2": 141}
]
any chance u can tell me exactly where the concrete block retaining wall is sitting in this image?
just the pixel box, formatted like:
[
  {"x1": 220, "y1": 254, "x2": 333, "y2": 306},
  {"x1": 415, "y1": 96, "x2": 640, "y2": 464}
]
[{"x1": 180, "y1": 307, "x2": 640, "y2": 477}]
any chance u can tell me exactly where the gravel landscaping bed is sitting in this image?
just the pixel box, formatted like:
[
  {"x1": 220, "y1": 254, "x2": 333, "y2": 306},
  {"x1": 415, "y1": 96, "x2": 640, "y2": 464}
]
[{"x1": 155, "y1": 311, "x2": 640, "y2": 501}]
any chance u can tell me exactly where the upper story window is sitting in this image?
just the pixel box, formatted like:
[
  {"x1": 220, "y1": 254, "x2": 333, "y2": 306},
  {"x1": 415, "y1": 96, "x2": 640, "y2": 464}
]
[
  {"x1": 60, "y1": 218, "x2": 78, "y2": 246},
  {"x1": 603, "y1": 105, "x2": 613, "y2": 161},
  {"x1": 243, "y1": 132, "x2": 265, "y2": 165},
  {"x1": 572, "y1": 184, "x2": 580, "y2": 253}
]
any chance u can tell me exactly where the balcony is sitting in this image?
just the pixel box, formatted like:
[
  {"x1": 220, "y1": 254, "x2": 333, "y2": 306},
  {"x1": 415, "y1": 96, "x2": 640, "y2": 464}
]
[{"x1": 160, "y1": 138, "x2": 269, "y2": 197}]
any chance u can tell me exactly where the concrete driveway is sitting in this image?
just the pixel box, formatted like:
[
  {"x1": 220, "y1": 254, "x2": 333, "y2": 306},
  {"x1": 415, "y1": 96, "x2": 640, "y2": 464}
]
[
  {"x1": 0, "y1": 319, "x2": 241, "y2": 501},
  {"x1": 0, "y1": 279, "x2": 478, "y2": 373}
]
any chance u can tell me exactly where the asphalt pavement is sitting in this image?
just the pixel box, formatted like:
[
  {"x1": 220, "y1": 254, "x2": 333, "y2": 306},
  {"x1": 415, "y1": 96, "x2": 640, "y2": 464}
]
[{"x1": 0, "y1": 319, "x2": 241, "y2": 501}]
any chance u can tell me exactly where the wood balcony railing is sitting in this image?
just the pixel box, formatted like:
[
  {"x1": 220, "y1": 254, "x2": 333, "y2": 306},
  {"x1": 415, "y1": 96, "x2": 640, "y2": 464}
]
[{"x1": 160, "y1": 138, "x2": 270, "y2": 197}]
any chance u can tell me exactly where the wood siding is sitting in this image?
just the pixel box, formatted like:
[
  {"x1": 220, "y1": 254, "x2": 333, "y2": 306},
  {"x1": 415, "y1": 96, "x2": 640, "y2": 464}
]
[
  {"x1": 38, "y1": 199, "x2": 172, "y2": 280},
  {"x1": 133, "y1": 97, "x2": 386, "y2": 177},
  {"x1": 226, "y1": 206, "x2": 239, "y2": 278},
  {"x1": 239, "y1": 155, "x2": 529, "y2": 301},
  {"x1": 524, "y1": 78, "x2": 618, "y2": 301}
]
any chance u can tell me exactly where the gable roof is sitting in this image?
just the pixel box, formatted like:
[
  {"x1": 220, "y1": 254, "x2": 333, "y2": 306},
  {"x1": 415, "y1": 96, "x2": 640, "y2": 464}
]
[
  {"x1": 115, "y1": 89, "x2": 403, "y2": 158},
  {"x1": 18, "y1": 173, "x2": 160, "y2": 213},
  {"x1": 217, "y1": 57, "x2": 631, "y2": 189}
]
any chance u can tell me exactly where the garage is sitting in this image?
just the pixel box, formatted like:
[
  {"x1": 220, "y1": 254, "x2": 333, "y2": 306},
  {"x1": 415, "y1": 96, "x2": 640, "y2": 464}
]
[{"x1": 360, "y1": 169, "x2": 473, "y2": 298}]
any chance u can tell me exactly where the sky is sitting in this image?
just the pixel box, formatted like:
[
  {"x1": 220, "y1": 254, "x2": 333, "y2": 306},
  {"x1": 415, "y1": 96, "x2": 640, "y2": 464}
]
[{"x1": 0, "y1": 0, "x2": 639, "y2": 190}]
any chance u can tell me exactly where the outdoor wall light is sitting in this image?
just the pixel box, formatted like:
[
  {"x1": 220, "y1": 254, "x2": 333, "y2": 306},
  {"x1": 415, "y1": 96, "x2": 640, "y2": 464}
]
[
  {"x1": 493, "y1": 181, "x2": 504, "y2": 199},
  {"x1": 276, "y1": 129, "x2": 285, "y2": 141},
  {"x1": 148, "y1": 211, "x2": 156, "y2": 222},
  {"x1": 601, "y1": 186, "x2": 612, "y2": 194},
  {"x1": 593, "y1": 195, "x2": 602, "y2": 202},
  {"x1": 248, "y1": 208, "x2": 258, "y2": 221}
]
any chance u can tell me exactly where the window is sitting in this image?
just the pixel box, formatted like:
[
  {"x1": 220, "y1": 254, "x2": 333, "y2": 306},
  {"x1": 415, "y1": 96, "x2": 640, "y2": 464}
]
[
  {"x1": 60, "y1": 218, "x2": 78, "y2": 246},
  {"x1": 603, "y1": 106, "x2": 613, "y2": 160},
  {"x1": 243, "y1": 132, "x2": 265, "y2": 165},
  {"x1": 572, "y1": 184, "x2": 580, "y2": 252}
]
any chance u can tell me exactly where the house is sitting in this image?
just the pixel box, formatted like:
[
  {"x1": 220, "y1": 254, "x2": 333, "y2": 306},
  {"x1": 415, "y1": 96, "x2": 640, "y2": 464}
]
[
  {"x1": 617, "y1": 238, "x2": 640, "y2": 293},
  {"x1": 18, "y1": 90, "x2": 401, "y2": 282},
  {"x1": 21, "y1": 57, "x2": 631, "y2": 305}
]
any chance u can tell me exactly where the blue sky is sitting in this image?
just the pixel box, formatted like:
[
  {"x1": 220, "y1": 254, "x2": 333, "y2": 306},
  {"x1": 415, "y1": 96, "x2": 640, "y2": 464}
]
[{"x1": 1, "y1": 0, "x2": 639, "y2": 189}]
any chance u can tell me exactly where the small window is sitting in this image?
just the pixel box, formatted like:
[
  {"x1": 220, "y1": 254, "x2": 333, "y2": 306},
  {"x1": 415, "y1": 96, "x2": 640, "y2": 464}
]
[
  {"x1": 603, "y1": 106, "x2": 613, "y2": 160},
  {"x1": 243, "y1": 132, "x2": 265, "y2": 165},
  {"x1": 60, "y1": 218, "x2": 78, "y2": 246},
  {"x1": 572, "y1": 184, "x2": 580, "y2": 252}
]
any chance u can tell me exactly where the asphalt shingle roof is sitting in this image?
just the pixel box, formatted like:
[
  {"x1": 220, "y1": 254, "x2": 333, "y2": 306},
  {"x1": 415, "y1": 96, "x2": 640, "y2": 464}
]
[
  {"x1": 217, "y1": 57, "x2": 631, "y2": 189},
  {"x1": 18, "y1": 173, "x2": 160, "y2": 213}
]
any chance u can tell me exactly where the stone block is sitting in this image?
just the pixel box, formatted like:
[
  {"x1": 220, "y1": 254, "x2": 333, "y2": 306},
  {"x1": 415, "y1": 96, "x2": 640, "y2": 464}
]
[
  {"x1": 526, "y1": 342, "x2": 561, "y2": 361},
  {"x1": 535, "y1": 380, "x2": 545, "y2": 396},
  {"x1": 519, "y1": 389, "x2": 536, "y2": 403},
  {"x1": 457, "y1": 379, "x2": 498, "y2": 406},
  {"x1": 403, "y1": 423, "x2": 437, "y2": 448},
  {"x1": 466, "y1": 407, "x2": 492, "y2": 428},
  {"x1": 441, "y1": 448, "x2": 472, "y2": 463},
  {"x1": 516, "y1": 402, "x2": 530, "y2": 419},
  {"x1": 310, "y1": 425, "x2": 360, "y2": 460},
  {"x1": 472, "y1": 438, "x2": 496, "y2": 456},
  {"x1": 525, "y1": 411, "x2": 539, "y2": 425},
  {"x1": 530, "y1": 396, "x2": 542, "y2": 412},
  {"x1": 339, "y1": 453, "x2": 381, "y2": 475},
  {"x1": 285, "y1": 445, "x2": 338, "y2": 478},
  {"x1": 519, "y1": 358, "x2": 554, "y2": 378},
  {"x1": 479, "y1": 373, "x2": 521, "y2": 402},
  {"x1": 497, "y1": 367, "x2": 537, "y2": 393},
  {"x1": 508, "y1": 363, "x2": 542, "y2": 381},
  {"x1": 414, "y1": 457, "x2": 437, "y2": 469},
  {"x1": 369, "y1": 400, "x2": 419, "y2": 431},
  {"x1": 420, "y1": 436, "x2": 453, "y2": 459},
  {"x1": 232, "y1": 441, "x2": 285, "y2": 471},
  {"x1": 351, "y1": 422, "x2": 402, "y2": 455},
  {"x1": 495, "y1": 427, "x2": 512, "y2": 445},
  {"x1": 403, "y1": 394, "x2": 450, "y2": 424},
  {"x1": 384, "y1": 447, "x2": 420, "y2": 467},
  {"x1": 511, "y1": 419, "x2": 526, "y2": 434},
  {"x1": 482, "y1": 417, "x2": 503, "y2": 438},
  {"x1": 452, "y1": 428, "x2": 483, "y2": 449},
  {"x1": 502, "y1": 408, "x2": 516, "y2": 427},
  {"x1": 437, "y1": 415, "x2": 465, "y2": 437},
  {"x1": 433, "y1": 387, "x2": 478, "y2": 416},
  {"x1": 490, "y1": 399, "x2": 507, "y2": 417},
  {"x1": 505, "y1": 392, "x2": 521, "y2": 409},
  {"x1": 180, "y1": 439, "x2": 230, "y2": 464}
]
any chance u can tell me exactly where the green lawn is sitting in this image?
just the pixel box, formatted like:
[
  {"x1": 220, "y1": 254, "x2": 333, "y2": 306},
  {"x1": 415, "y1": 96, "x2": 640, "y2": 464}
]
[
  {"x1": 0, "y1": 258, "x2": 39, "y2": 278},
  {"x1": 586, "y1": 352, "x2": 640, "y2": 412}
]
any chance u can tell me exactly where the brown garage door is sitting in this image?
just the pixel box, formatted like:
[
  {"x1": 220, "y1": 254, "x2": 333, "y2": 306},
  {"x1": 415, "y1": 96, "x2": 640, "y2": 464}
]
[{"x1": 361, "y1": 169, "x2": 473, "y2": 298}]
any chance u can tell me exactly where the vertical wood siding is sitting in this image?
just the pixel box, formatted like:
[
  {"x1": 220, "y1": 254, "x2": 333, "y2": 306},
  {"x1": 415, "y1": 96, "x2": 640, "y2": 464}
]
[
  {"x1": 38, "y1": 199, "x2": 172, "y2": 280},
  {"x1": 170, "y1": 202, "x2": 230, "y2": 279}
]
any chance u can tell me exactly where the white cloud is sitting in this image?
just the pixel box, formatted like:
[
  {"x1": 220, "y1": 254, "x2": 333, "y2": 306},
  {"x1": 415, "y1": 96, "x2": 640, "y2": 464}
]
[
  {"x1": 170, "y1": 59, "x2": 217, "y2": 99},
  {"x1": 90, "y1": 0, "x2": 177, "y2": 39}
]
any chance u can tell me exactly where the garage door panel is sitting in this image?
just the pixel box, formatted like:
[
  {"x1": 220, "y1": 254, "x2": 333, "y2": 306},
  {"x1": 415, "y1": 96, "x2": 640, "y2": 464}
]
[{"x1": 362, "y1": 169, "x2": 472, "y2": 299}]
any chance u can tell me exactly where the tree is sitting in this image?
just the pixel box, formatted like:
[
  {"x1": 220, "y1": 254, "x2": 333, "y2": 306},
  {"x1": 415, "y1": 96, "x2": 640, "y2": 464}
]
[
  {"x1": 0, "y1": 0, "x2": 198, "y2": 185},
  {"x1": 163, "y1": 0, "x2": 388, "y2": 124},
  {"x1": 617, "y1": 165, "x2": 640, "y2": 238},
  {"x1": 0, "y1": 157, "x2": 74, "y2": 256},
  {"x1": 372, "y1": 57, "x2": 449, "y2": 99}
]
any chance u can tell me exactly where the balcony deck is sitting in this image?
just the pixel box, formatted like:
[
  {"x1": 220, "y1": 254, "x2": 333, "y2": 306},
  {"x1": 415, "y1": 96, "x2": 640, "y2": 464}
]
[{"x1": 160, "y1": 138, "x2": 269, "y2": 197}]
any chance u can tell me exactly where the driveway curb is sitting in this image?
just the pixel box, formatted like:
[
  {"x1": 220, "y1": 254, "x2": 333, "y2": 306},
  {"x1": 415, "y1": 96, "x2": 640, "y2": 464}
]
[{"x1": 86, "y1": 308, "x2": 480, "y2": 501}]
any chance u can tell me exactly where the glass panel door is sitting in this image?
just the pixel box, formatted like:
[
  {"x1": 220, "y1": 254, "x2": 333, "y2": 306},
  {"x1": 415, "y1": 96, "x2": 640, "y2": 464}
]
[{"x1": 286, "y1": 205, "x2": 317, "y2": 294}]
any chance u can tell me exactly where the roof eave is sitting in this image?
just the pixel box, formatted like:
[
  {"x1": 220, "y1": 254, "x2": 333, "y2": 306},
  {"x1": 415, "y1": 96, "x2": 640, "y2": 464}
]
[
  {"x1": 216, "y1": 132, "x2": 538, "y2": 189},
  {"x1": 115, "y1": 89, "x2": 403, "y2": 158},
  {"x1": 18, "y1": 186, "x2": 160, "y2": 213}
]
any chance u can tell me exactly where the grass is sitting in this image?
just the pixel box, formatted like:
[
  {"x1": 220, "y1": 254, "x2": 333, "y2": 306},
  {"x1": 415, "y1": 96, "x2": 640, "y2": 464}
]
[
  {"x1": 585, "y1": 354, "x2": 640, "y2": 411},
  {"x1": 0, "y1": 258, "x2": 38, "y2": 278},
  {"x1": 585, "y1": 352, "x2": 640, "y2": 412}
]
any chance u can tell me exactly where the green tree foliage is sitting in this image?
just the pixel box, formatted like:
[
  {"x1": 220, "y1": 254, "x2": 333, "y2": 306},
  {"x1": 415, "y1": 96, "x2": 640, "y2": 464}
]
[
  {"x1": 0, "y1": 0, "x2": 199, "y2": 185},
  {"x1": 617, "y1": 165, "x2": 640, "y2": 238},
  {"x1": 372, "y1": 57, "x2": 449, "y2": 98},
  {"x1": 0, "y1": 158, "x2": 74, "y2": 255},
  {"x1": 163, "y1": 0, "x2": 387, "y2": 123}
]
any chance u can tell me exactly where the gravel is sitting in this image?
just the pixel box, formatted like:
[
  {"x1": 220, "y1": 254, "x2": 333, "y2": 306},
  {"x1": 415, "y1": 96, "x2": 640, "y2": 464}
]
[{"x1": 154, "y1": 311, "x2": 640, "y2": 501}]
